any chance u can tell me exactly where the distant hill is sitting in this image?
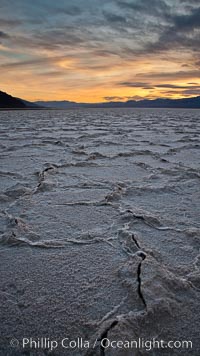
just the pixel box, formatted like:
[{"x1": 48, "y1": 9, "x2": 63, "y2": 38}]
[
  {"x1": 35, "y1": 100, "x2": 81, "y2": 109},
  {"x1": 124, "y1": 96, "x2": 200, "y2": 109},
  {"x1": 0, "y1": 90, "x2": 40, "y2": 109},
  {"x1": 35, "y1": 96, "x2": 200, "y2": 109},
  {"x1": 20, "y1": 99, "x2": 40, "y2": 108},
  {"x1": 1, "y1": 89, "x2": 200, "y2": 109}
]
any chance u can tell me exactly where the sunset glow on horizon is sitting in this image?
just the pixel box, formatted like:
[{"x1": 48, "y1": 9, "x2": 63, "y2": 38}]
[{"x1": 0, "y1": 0, "x2": 200, "y2": 102}]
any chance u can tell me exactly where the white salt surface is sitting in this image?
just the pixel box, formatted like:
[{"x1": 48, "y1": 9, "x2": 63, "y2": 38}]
[{"x1": 0, "y1": 108, "x2": 199, "y2": 355}]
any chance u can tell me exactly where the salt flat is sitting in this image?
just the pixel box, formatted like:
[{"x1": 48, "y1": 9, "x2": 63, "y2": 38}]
[{"x1": 0, "y1": 108, "x2": 199, "y2": 355}]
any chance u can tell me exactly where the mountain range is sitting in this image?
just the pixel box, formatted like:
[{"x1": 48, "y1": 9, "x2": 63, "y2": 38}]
[
  {"x1": 0, "y1": 91, "x2": 39, "y2": 109},
  {"x1": 1, "y1": 90, "x2": 200, "y2": 109}
]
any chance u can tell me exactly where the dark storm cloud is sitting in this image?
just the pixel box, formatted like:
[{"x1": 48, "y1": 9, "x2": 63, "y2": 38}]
[
  {"x1": 140, "y1": 4, "x2": 200, "y2": 55},
  {"x1": 116, "y1": 0, "x2": 170, "y2": 17},
  {"x1": 98, "y1": 1, "x2": 200, "y2": 57},
  {"x1": 182, "y1": 89, "x2": 200, "y2": 95},
  {"x1": 0, "y1": 0, "x2": 200, "y2": 102},
  {"x1": 2, "y1": 27, "x2": 86, "y2": 52},
  {"x1": 1, "y1": 0, "x2": 199, "y2": 58},
  {"x1": 118, "y1": 82, "x2": 154, "y2": 89},
  {"x1": 135, "y1": 70, "x2": 200, "y2": 81},
  {"x1": 0, "y1": 19, "x2": 22, "y2": 27},
  {"x1": 0, "y1": 0, "x2": 200, "y2": 54},
  {"x1": 147, "y1": 33, "x2": 200, "y2": 54},
  {"x1": 102, "y1": 11, "x2": 127, "y2": 24},
  {"x1": 155, "y1": 84, "x2": 194, "y2": 89},
  {"x1": 172, "y1": 6, "x2": 200, "y2": 32},
  {"x1": 158, "y1": 84, "x2": 200, "y2": 96},
  {"x1": 49, "y1": 5, "x2": 82, "y2": 16},
  {"x1": 179, "y1": 0, "x2": 199, "y2": 3},
  {"x1": 35, "y1": 29, "x2": 85, "y2": 47},
  {"x1": 0, "y1": 31, "x2": 10, "y2": 38},
  {"x1": 118, "y1": 81, "x2": 200, "y2": 91},
  {"x1": 154, "y1": 71, "x2": 200, "y2": 79},
  {"x1": 92, "y1": 49, "x2": 120, "y2": 57},
  {"x1": 162, "y1": 88, "x2": 200, "y2": 96}
]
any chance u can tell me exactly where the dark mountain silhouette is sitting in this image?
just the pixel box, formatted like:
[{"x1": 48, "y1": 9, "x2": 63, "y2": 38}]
[
  {"x1": 0, "y1": 90, "x2": 39, "y2": 109},
  {"x1": 35, "y1": 100, "x2": 80, "y2": 109},
  {"x1": 1, "y1": 90, "x2": 200, "y2": 109},
  {"x1": 0, "y1": 90, "x2": 27, "y2": 108},
  {"x1": 124, "y1": 96, "x2": 200, "y2": 108},
  {"x1": 36, "y1": 96, "x2": 200, "y2": 109}
]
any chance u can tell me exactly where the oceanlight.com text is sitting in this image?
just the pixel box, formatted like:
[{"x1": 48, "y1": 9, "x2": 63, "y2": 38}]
[{"x1": 9, "y1": 337, "x2": 193, "y2": 352}]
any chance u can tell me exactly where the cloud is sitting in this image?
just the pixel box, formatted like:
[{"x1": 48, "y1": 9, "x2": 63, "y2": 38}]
[
  {"x1": 159, "y1": 84, "x2": 200, "y2": 96},
  {"x1": 155, "y1": 84, "x2": 197, "y2": 89},
  {"x1": 117, "y1": 81, "x2": 200, "y2": 94},
  {"x1": 135, "y1": 70, "x2": 200, "y2": 80},
  {"x1": 0, "y1": 31, "x2": 10, "y2": 38},
  {"x1": 172, "y1": 6, "x2": 200, "y2": 32},
  {"x1": 1, "y1": 28, "x2": 87, "y2": 53},
  {"x1": 116, "y1": 0, "x2": 170, "y2": 17},
  {"x1": 182, "y1": 89, "x2": 200, "y2": 95},
  {"x1": 0, "y1": 18, "x2": 22, "y2": 27},
  {"x1": 52, "y1": 5, "x2": 82, "y2": 16},
  {"x1": 103, "y1": 13, "x2": 127, "y2": 24},
  {"x1": 104, "y1": 96, "x2": 124, "y2": 101},
  {"x1": 1, "y1": 0, "x2": 199, "y2": 60},
  {"x1": 162, "y1": 88, "x2": 200, "y2": 97},
  {"x1": 35, "y1": 29, "x2": 85, "y2": 48},
  {"x1": 38, "y1": 70, "x2": 65, "y2": 77},
  {"x1": 140, "y1": 5, "x2": 200, "y2": 55},
  {"x1": 118, "y1": 82, "x2": 154, "y2": 89},
  {"x1": 0, "y1": 0, "x2": 200, "y2": 101},
  {"x1": 0, "y1": 57, "x2": 55, "y2": 69}
]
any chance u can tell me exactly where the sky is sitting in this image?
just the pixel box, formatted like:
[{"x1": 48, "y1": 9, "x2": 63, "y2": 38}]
[{"x1": 0, "y1": 0, "x2": 200, "y2": 102}]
